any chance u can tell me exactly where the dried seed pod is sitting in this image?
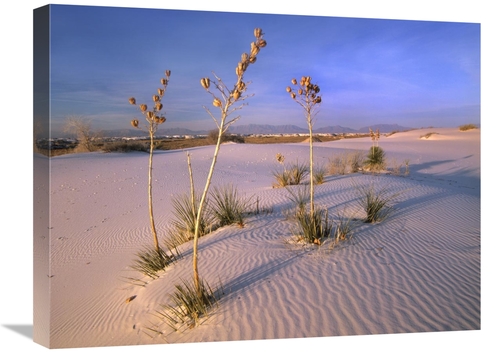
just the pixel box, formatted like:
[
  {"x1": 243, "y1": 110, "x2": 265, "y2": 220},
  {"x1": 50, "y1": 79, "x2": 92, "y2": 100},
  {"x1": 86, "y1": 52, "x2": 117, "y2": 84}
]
[
  {"x1": 146, "y1": 111, "x2": 155, "y2": 119},
  {"x1": 140, "y1": 104, "x2": 148, "y2": 112},
  {"x1": 290, "y1": 92, "x2": 296, "y2": 99},
  {"x1": 298, "y1": 89, "x2": 303, "y2": 95},
  {"x1": 257, "y1": 39, "x2": 267, "y2": 48},
  {"x1": 286, "y1": 86, "x2": 292, "y2": 93},
  {"x1": 155, "y1": 102, "x2": 163, "y2": 111},
  {"x1": 249, "y1": 55, "x2": 257, "y2": 64},
  {"x1": 159, "y1": 117, "x2": 166, "y2": 124},
  {"x1": 200, "y1": 77, "x2": 210, "y2": 90},
  {"x1": 160, "y1": 78, "x2": 167, "y2": 86},
  {"x1": 254, "y1": 28, "x2": 262, "y2": 38},
  {"x1": 241, "y1": 53, "x2": 249, "y2": 63},
  {"x1": 250, "y1": 42, "x2": 260, "y2": 57},
  {"x1": 165, "y1": 70, "x2": 171, "y2": 77},
  {"x1": 213, "y1": 97, "x2": 222, "y2": 108},
  {"x1": 130, "y1": 119, "x2": 139, "y2": 128},
  {"x1": 128, "y1": 97, "x2": 136, "y2": 105},
  {"x1": 153, "y1": 95, "x2": 160, "y2": 102},
  {"x1": 291, "y1": 78, "x2": 297, "y2": 85},
  {"x1": 237, "y1": 81, "x2": 246, "y2": 91},
  {"x1": 314, "y1": 96, "x2": 322, "y2": 104},
  {"x1": 232, "y1": 90, "x2": 241, "y2": 100},
  {"x1": 158, "y1": 88, "x2": 164, "y2": 96}
]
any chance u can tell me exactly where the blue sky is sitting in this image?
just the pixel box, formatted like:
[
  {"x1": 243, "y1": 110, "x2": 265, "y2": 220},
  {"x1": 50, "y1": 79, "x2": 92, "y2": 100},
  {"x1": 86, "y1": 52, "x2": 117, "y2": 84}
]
[{"x1": 46, "y1": 4, "x2": 480, "y2": 135}]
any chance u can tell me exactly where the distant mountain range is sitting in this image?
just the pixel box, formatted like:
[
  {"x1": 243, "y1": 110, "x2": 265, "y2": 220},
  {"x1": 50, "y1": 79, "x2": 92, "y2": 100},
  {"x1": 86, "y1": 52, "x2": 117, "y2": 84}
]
[{"x1": 96, "y1": 123, "x2": 414, "y2": 138}]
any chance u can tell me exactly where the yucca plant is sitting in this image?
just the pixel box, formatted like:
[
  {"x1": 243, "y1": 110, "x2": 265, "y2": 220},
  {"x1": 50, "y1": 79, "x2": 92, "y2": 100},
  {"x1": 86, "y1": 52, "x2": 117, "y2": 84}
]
[
  {"x1": 313, "y1": 165, "x2": 327, "y2": 184},
  {"x1": 355, "y1": 182, "x2": 398, "y2": 223},
  {"x1": 286, "y1": 76, "x2": 322, "y2": 216},
  {"x1": 154, "y1": 277, "x2": 223, "y2": 331},
  {"x1": 364, "y1": 128, "x2": 385, "y2": 172},
  {"x1": 283, "y1": 185, "x2": 310, "y2": 219},
  {"x1": 190, "y1": 28, "x2": 266, "y2": 299},
  {"x1": 364, "y1": 145, "x2": 386, "y2": 172},
  {"x1": 293, "y1": 207, "x2": 333, "y2": 245},
  {"x1": 332, "y1": 211, "x2": 356, "y2": 244},
  {"x1": 272, "y1": 156, "x2": 309, "y2": 187},
  {"x1": 165, "y1": 192, "x2": 214, "y2": 255},
  {"x1": 130, "y1": 246, "x2": 174, "y2": 279},
  {"x1": 209, "y1": 184, "x2": 250, "y2": 228},
  {"x1": 128, "y1": 70, "x2": 171, "y2": 254}
]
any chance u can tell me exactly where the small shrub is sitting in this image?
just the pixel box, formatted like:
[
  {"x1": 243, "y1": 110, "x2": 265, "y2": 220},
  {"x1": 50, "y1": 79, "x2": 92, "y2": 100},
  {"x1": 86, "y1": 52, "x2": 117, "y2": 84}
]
[
  {"x1": 130, "y1": 246, "x2": 174, "y2": 279},
  {"x1": 364, "y1": 146, "x2": 386, "y2": 172},
  {"x1": 328, "y1": 154, "x2": 347, "y2": 175},
  {"x1": 390, "y1": 158, "x2": 402, "y2": 176},
  {"x1": 155, "y1": 277, "x2": 222, "y2": 331},
  {"x1": 355, "y1": 183, "x2": 399, "y2": 223},
  {"x1": 348, "y1": 151, "x2": 364, "y2": 173},
  {"x1": 404, "y1": 159, "x2": 410, "y2": 176},
  {"x1": 102, "y1": 141, "x2": 148, "y2": 153},
  {"x1": 420, "y1": 132, "x2": 438, "y2": 139},
  {"x1": 293, "y1": 207, "x2": 333, "y2": 245},
  {"x1": 459, "y1": 124, "x2": 477, "y2": 131},
  {"x1": 209, "y1": 184, "x2": 251, "y2": 228}
]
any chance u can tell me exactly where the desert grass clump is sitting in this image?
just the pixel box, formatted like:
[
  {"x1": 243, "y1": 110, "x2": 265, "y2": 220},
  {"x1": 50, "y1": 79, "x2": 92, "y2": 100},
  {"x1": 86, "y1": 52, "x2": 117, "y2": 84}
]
[
  {"x1": 404, "y1": 159, "x2": 410, "y2": 176},
  {"x1": 165, "y1": 192, "x2": 214, "y2": 255},
  {"x1": 328, "y1": 154, "x2": 348, "y2": 175},
  {"x1": 349, "y1": 151, "x2": 364, "y2": 173},
  {"x1": 272, "y1": 156, "x2": 309, "y2": 187},
  {"x1": 293, "y1": 207, "x2": 333, "y2": 245},
  {"x1": 313, "y1": 165, "x2": 327, "y2": 185},
  {"x1": 459, "y1": 123, "x2": 477, "y2": 131},
  {"x1": 283, "y1": 185, "x2": 310, "y2": 219},
  {"x1": 154, "y1": 277, "x2": 223, "y2": 331},
  {"x1": 355, "y1": 183, "x2": 398, "y2": 223},
  {"x1": 209, "y1": 184, "x2": 251, "y2": 228},
  {"x1": 130, "y1": 246, "x2": 174, "y2": 279},
  {"x1": 332, "y1": 211, "x2": 356, "y2": 244}
]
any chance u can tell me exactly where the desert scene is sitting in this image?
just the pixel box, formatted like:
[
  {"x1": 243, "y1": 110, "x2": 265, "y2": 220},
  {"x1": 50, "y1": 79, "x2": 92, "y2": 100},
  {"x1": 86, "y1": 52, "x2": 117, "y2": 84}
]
[{"x1": 25, "y1": 3, "x2": 487, "y2": 352}]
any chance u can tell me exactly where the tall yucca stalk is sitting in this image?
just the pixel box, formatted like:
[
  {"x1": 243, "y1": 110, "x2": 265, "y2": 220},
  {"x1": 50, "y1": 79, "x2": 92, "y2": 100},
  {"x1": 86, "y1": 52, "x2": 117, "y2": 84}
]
[
  {"x1": 191, "y1": 28, "x2": 267, "y2": 295},
  {"x1": 286, "y1": 77, "x2": 322, "y2": 216},
  {"x1": 128, "y1": 70, "x2": 171, "y2": 253}
]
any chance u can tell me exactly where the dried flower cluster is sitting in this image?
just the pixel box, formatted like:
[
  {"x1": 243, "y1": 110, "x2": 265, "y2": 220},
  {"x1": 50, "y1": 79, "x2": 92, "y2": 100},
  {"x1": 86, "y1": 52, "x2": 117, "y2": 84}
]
[
  {"x1": 286, "y1": 76, "x2": 322, "y2": 110},
  {"x1": 199, "y1": 28, "x2": 267, "y2": 132},
  {"x1": 276, "y1": 153, "x2": 285, "y2": 165},
  {"x1": 369, "y1": 127, "x2": 380, "y2": 146},
  {"x1": 129, "y1": 70, "x2": 171, "y2": 132}
]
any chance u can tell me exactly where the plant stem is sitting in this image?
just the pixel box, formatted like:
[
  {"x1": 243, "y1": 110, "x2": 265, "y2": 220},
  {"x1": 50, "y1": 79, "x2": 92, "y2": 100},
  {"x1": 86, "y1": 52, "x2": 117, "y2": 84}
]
[
  {"x1": 192, "y1": 106, "x2": 227, "y2": 295},
  {"x1": 148, "y1": 128, "x2": 160, "y2": 253}
]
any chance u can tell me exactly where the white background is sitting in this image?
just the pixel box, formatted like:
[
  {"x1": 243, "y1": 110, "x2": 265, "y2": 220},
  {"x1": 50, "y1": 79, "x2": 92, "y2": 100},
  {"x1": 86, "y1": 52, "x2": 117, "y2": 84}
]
[{"x1": 1, "y1": 1, "x2": 497, "y2": 352}]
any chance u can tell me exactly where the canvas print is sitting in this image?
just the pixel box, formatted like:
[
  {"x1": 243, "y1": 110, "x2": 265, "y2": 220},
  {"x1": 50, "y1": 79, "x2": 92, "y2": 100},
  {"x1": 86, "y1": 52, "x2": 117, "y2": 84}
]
[{"x1": 33, "y1": 4, "x2": 480, "y2": 349}]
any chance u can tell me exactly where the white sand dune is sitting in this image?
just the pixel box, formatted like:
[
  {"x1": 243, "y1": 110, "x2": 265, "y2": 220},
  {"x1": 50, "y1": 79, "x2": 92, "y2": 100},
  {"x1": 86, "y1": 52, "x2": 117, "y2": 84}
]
[{"x1": 35, "y1": 127, "x2": 480, "y2": 349}]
